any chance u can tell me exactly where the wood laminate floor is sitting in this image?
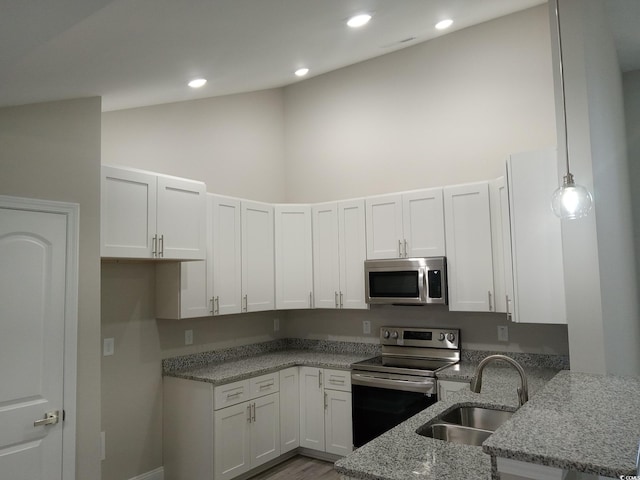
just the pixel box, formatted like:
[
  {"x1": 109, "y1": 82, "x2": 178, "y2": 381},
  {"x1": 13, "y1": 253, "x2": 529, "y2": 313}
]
[{"x1": 249, "y1": 455, "x2": 341, "y2": 480}]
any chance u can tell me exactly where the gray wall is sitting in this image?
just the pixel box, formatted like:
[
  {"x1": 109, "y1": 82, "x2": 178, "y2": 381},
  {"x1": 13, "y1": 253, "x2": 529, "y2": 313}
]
[{"x1": 0, "y1": 97, "x2": 102, "y2": 480}]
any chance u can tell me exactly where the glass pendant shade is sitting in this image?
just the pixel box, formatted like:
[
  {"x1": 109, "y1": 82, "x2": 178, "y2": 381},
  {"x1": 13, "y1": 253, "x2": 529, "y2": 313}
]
[{"x1": 551, "y1": 173, "x2": 593, "y2": 220}]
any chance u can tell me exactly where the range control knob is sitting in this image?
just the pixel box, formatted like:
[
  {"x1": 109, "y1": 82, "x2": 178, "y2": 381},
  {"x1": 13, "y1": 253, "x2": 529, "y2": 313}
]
[
  {"x1": 439, "y1": 333, "x2": 446, "y2": 341},
  {"x1": 447, "y1": 333, "x2": 456, "y2": 342},
  {"x1": 391, "y1": 331, "x2": 399, "y2": 340},
  {"x1": 383, "y1": 330, "x2": 390, "y2": 339}
]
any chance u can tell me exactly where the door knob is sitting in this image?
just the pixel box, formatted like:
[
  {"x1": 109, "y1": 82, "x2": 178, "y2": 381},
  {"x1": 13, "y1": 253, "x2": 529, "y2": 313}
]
[{"x1": 34, "y1": 410, "x2": 59, "y2": 427}]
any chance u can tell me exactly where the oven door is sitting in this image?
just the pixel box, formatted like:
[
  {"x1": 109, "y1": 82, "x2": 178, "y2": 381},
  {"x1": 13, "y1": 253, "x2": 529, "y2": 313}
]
[{"x1": 351, "y1": 372, "x2": 437, "y2": 448}]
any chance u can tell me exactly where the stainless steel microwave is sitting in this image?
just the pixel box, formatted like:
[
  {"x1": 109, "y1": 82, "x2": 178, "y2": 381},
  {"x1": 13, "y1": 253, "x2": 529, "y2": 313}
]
[{"x1": 364, "y1": 257, "x2": 447, "y2": 306}]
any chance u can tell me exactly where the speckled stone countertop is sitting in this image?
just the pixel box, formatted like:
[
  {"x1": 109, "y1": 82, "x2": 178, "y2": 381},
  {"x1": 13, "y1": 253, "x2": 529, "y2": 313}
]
[
  {"x1": 483, "y1": 370, "x2": 640, "y2": 478},
  {"x1": 334, "y1": 364, "x2": 560, "y2": 480},
  {"x1": 164, "y1": 349, "x2": 373, "y2": 385}
]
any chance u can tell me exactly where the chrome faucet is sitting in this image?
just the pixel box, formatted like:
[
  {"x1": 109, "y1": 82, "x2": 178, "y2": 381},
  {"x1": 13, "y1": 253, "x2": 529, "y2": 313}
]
[{"x1": 470, "y1": 354, "x2": 529, "y2": 406}]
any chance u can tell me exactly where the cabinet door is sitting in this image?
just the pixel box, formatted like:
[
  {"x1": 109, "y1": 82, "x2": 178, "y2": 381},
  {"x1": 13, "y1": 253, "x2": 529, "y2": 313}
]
[
  {"x1": 325, "y1": 389, "x2": 353, "y2": 456},
  {"x1": 279, "y1": 368, "x2": 300, "y2": 453},
  {"x1": 250, "y1": 394, "x2": 280, "y2": 468},
  {"x1": 156, "y1": 175, "x2": 206, "y2": 260},
  {"x1": 365, "y1": 194, "x2": 403, "y2": 259},
  {"x1": 402, "y1": 188, "x2": 445, "y2": 258},
  {"x1": 210, "y1": 195, "x2": 242, "y2": 315},
  {"x1": 299, "y1": 367, "x2": 325, "y2": 451},
  {"x1": 241, "y1": 201, "x2": 275, "y2": 312},
  {"x1": 214, "y1": 402, "x2": 251, "y2": 480},
  {"x1": 489, "y1": 177, "x2": 509, "y2": 314},
  {"x1": 507, "y1": 149, "x2": 566, "y2": 324},
  {"x1": 155, "y1": 260, "x2": 210, "y2": 319},
  {"x1": 312, "y1": 203, "x2": 340, "y2": 309},
  {"x1": 444, "y1": 182, "x2": 495, "y2": 312},
  {"x1": 337, "y1": 200, "x2": 367, "y2": 310},
  {"x1": 101, "y1": 166, "x2": 157, "y2": 258},
  {"x1": 274, "y1": 205, "x2": 313, "y2": 309}
]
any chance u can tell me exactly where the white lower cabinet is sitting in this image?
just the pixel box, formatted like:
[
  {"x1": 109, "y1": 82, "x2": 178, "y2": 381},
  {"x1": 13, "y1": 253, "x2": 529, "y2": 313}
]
[
  {"x1": 299, "y1": 367, "x2": 353, "y2": 456},
  {"x1": 214, "y1": 393, "x2": 280, "y2": 480},
  {"x1": 279, "y1": 367, "x2": 300, "y2": 453},
  {"x1": 437, "y1": 379, "x2": 469, "y2": 401}
]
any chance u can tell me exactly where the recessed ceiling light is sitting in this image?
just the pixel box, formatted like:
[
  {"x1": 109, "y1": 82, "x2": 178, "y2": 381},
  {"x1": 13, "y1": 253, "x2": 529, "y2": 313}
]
[
  {"x1": 188, "y1": 78, "x2": 207, "y2": 88},
  {"x1": 435, "y1": 19, "x2": 453, "y2": 30},
  {"x1": 294, "y1": 68, "x2": 309, "y2": 77},
  {"x1": 347, "y1": 14, "x2": 372, "y2": 28}
]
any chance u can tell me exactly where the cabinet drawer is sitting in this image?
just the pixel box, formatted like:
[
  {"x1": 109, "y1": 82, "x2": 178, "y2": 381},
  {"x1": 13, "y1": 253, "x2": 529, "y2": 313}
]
[
  {"x1": 324, "y1": 369, "x2": 351, "y2": 392},
  {"x1": 250, "y1": 372, "x2": 279, "y2": 398},
  {"x1": 214, "y1": 379, "x2": 250, "y2": 410}
]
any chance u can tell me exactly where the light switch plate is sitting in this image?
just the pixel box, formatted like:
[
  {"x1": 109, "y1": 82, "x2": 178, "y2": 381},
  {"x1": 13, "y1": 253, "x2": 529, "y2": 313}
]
[
  {"x1": 185, "y1": 329, "x2": 193, "y2": 345},
  {"x1": 103, "y1": 338, "x2": 114, "y2": 356},
  {"x1": 274, "y1": 318, "x2": 280, "y2": 331},
  {"x1": 363, "y1": 320, "x2": 371, "y2": 335}
]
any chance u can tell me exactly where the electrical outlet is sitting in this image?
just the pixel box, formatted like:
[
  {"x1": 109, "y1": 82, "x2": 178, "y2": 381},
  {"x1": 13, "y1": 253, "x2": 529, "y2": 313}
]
[
  {"x1": 103, "y1": 338, "x2": 114, "y2": 356},
  {"x1": 497, "y1": 325, "x2": 509, "y2": 342},
  {"x1": 185, "y1": 329, "x2": 193, "y2": 345},
  {"x1": 274, "y1": 318, "x2": 280, "y2": 331},
  {"x1": 363, "y1": 320, "x2": 371, "y2": 335}
]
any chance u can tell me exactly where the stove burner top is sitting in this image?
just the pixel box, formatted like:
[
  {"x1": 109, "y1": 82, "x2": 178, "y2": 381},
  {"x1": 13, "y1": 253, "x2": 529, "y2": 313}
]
[{"x1": 351, "y1": 355, "x2": 458, "y2": 377}]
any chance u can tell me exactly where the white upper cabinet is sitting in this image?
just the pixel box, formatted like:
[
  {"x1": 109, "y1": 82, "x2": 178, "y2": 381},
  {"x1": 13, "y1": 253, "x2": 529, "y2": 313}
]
[
  {"x1": 489, "y1": 177, "x2": 510, "y2": 314},
  {"x1": 312, "y1": 200, "x2": 367, "y2": 310},
  {"x1": 274, "y1": 205, "x2": 313, "y2": 310},
  {"x1": 242, "y1": 200, "x2": 275, "y2": 312},
  {"x1": 506, "y1": 149, "x2": 566, "y2": 324},
  {"x1": 101, "y1": 165, "x2": 206, "y2": 260},
  {"x1": 365, "y1": 189, "x2": 445, "y2": 259},
  {"x1": 401, "y1": 189, "x2": 446, "y2": 258},
  {"x1": 210, "y1": 195, "x2": 243, "y2": 316},
  {"x1": 443, "y1": 182, "x2": 495, "y2": 312}
]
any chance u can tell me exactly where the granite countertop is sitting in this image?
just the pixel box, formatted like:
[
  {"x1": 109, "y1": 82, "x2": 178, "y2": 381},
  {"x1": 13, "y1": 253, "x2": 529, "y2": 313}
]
[
  {"x1": 335, "y1": 364, "x2": 560, "y2": 480},
  {"x1": 483, "y1": 370, "x2": 640, "y2": 478},
  {"x1": 164, "y1": 349, "x2": 373, "y2": 385}
]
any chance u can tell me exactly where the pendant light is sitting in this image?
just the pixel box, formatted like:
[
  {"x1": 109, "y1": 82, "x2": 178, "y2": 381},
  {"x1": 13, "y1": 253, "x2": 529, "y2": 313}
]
[{"x1": 550, "y1": 0, "x2": 593, "y2": 220}]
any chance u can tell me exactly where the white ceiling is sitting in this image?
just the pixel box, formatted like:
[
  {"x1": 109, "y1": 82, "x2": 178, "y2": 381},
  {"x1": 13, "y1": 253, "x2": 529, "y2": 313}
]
[{"x1": 1, "y1": 0, "x2": 638, "y2": 112}]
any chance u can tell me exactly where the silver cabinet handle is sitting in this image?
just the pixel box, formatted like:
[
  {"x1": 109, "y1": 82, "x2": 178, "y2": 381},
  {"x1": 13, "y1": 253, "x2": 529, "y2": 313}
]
[
  {"x1": 309, "y1": 291, "x2": 312, "y2": 308},
  {"x1": 506, "y1": 295, "x2": 512, "y2": 321},
  {"x1": 159, "y1": 234, "x2": 164, "y2": 257},
  {"x1": 226, "y1": 391, "x2": 242, "y2": 399},
  {"x1": 324, "y1": 392, "x2": 328, "y2": 410},
  {"x1": 251, "y1": 403, "x2": 256, "y2": 422},
  {"x1": 488, "y1": 291, "x2": 493, "y2": 311},
  {"x1": 247, "y1": 405, "x2": 251, "y2": 423},
  {"x1": 243, "y1": 294, "x2": 248, "y2": 312},
  {"x1": 339, "y1": 291, "x2": 343, "y2": 308},
  {"x1": 335, "y1": 291, "x2": 338, "y2": 308},
  {"x1": 210, "y1": 297, "x2": 215, "y2": 315},
  {"x1": 215, "y1": 296, "x2": 220, "y2": 315},
  {"x1": 259, "y1": 382, "x2": 274, "y2": 390},
  {"x1": 318, "y1": 370, "x2": 322, "y2": 389},
  {"x1": 34, "y1": 411, "x2": 59, "y2": 427},
  {"x1": 398, "y1": 240, "x2": 402, "y2": 258},
  {"x1": 404, "y1": 239, "x2": 408, "y2": 258},
  {"x1": 151, "y1": 234, "x2": 158, "y2": 257}
]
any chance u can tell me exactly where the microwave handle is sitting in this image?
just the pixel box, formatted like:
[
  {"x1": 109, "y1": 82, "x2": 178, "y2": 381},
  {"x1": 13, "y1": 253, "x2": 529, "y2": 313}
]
[{"x1": 422, "y1": 269, "x2": 428, "y2": 303}]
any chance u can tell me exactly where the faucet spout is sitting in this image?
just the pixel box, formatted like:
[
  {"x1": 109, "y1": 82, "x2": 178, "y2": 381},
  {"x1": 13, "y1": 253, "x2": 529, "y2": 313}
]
[{"x1": 470, "y1": 354, "x2": 529, "y2": 406}]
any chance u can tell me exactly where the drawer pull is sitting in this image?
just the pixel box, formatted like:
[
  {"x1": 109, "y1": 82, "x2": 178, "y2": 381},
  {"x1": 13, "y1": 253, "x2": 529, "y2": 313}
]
[
  {"x1": 259, "y1": 382, "x2": 274, "y2": 390},
  {"x1": 329, "y1": 378, "x2": 345, "y2": 385},
  {"x1": 226, "y1": 391, "x2": 242, "y2": 399}
]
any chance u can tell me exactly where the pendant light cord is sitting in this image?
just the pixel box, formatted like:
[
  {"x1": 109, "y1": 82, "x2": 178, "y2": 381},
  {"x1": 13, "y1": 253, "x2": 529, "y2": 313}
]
[{"x1": 554, "y1": 0, "x2": 572, "y2": 180}]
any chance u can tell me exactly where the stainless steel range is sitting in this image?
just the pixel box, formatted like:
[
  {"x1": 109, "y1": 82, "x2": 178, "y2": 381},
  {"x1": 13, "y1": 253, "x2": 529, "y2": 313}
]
[{"x1": 351, "y1": 326, "x2": 460, "y2": 447}]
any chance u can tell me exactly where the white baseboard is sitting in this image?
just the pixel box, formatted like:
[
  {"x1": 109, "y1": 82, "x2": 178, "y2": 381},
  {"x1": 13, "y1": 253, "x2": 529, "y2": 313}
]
[{"x1": 128, "y1": 466, "x2": 164, "y2": 480}]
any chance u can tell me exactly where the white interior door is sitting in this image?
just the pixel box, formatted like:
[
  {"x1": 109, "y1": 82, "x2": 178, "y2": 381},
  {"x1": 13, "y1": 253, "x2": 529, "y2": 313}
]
[{"x1": 0, "y1": 203, "x2": 71, "y2": 480}]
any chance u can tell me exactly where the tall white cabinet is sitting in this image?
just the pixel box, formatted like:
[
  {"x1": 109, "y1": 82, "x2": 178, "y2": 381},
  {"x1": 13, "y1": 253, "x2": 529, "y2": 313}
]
[
  {"x1": 242, "y1": 200, "x2": 275, "y2": 312},
  {"x1": 274, "y1": 205, "x2": 313, "y2": 310},
  {"x1": 365, "y1": 188, "x2": 445, "y2": 259},
  {"x1": 101, "y1": 165, "x2": 206, "y2": 260},
  {"x1": 312, "y1": 200, "x2": 367, "y2": 310},
  {"x1": 443, "y1": 182, "x2": 495, "y2": 312},
  {"x1": 505, "y1": 149, "x2": 566, "y2": 324}
]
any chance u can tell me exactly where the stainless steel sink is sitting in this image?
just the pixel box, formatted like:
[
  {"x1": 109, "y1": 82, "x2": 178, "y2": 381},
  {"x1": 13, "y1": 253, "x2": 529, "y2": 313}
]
[
  {"x1": 440, "y1": 406, "x2": 514, "y2": 431},
  {"x1": 416, "y1": 405, "x2": 515, "y2": 446},
  {"x1": 417, "y1": 423, "x2": 492, "y2": 446}
]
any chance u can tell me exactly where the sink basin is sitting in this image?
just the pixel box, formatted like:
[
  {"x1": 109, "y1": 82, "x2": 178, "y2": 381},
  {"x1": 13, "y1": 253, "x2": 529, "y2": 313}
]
[
  {"x1": 440, "y1": 406, "x2": 514, "y2": 431},
  {"x1": 416, "y1": 405, "x2": 515, "y2": 446},
  {"x1": 417, "y1": 423, "x2": 492, "y2": 446}
]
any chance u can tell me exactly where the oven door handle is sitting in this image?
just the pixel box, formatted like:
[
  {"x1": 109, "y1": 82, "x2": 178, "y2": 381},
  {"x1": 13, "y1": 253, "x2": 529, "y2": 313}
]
[{"x1": 351, "y1": 373, "x2": 436, "y2": 395}]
